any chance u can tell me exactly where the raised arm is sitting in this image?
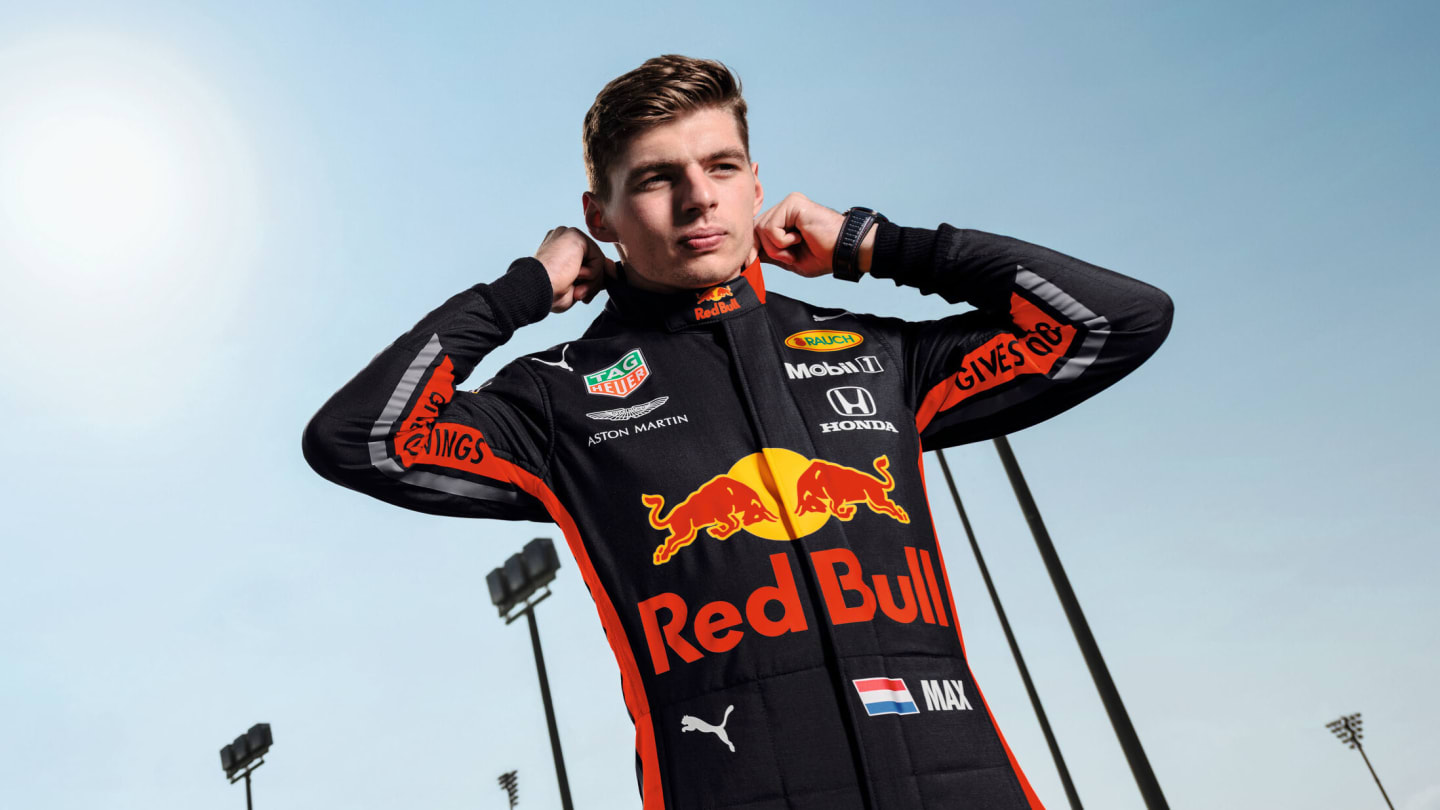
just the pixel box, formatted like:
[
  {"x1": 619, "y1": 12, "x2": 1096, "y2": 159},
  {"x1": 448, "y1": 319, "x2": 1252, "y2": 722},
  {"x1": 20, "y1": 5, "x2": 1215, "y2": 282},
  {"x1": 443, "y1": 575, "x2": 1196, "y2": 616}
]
[
  {"x1": 753, "y1": 194, "x2": 1173, "y2": 450},
  {"x1": 869, "y1": 222, "x2": 1173, "y2": 449},
  {"x1": 302, "y1": 227, "x2": 612, "y2": 518}
]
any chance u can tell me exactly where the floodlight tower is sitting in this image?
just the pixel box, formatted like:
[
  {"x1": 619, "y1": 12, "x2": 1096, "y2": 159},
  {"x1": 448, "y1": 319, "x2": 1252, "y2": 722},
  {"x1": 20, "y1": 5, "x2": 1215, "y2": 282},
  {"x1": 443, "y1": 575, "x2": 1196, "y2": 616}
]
[
  {"x1": 487, "y1": 537, "x2": 572, "y2": 810},
  {"x1": 218, "y1": 722, "x2": 273, "y2": 810},
  {"x1": 497, "y1": 770, "x2": 519, "y2": 808},
  {"x1": 1326, "y1": 713, "x2": 1394, "y2": 809}
]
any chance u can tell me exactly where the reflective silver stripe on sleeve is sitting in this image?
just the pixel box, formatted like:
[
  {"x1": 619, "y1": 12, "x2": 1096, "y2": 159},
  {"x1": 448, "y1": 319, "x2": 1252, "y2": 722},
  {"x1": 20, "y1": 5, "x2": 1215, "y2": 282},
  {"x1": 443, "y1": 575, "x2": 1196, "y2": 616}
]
[
  {"x1": 384, "y1": 466, "x2": 519, "y2": 503},
  {"x1": 1014, "y1": 266, "x2": 1109, "y2": 382},
  {"x1": 367, "y1": 333, "x2": 519, "y2": 505},
  {"x1": 368, "y1": 334, "x2": 442, "y2": 444}
]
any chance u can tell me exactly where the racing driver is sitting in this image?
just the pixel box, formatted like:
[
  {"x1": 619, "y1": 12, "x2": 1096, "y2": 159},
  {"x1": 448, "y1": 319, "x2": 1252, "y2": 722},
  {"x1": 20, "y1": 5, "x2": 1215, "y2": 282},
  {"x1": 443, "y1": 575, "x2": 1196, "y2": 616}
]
[{"x1": 303, "y1": 54, "x2": 1174, "y2": 809}]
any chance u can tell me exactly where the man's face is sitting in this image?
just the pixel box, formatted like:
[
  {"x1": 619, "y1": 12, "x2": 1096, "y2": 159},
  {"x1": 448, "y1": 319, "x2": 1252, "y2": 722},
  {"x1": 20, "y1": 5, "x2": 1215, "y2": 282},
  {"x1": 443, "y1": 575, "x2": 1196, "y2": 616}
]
[{"x1": 584, "y1": 107, "x2": 763, "y2": 292}]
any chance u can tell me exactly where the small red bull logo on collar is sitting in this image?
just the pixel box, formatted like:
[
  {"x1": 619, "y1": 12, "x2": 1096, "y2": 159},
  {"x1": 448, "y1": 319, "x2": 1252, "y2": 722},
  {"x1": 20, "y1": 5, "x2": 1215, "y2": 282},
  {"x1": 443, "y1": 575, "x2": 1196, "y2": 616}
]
[
  {"x1": 584, "y1": 348, "x2": 650, "y2": 398},
  {"x1": 784, "y1": 330, "x2": 863, "y2": 352},
  {"x1": 640, "y1": 449, "x2": 908, "y2": 564},
  {"x1": 694, "y1": 285, "x2": 741, "y2": 320}
]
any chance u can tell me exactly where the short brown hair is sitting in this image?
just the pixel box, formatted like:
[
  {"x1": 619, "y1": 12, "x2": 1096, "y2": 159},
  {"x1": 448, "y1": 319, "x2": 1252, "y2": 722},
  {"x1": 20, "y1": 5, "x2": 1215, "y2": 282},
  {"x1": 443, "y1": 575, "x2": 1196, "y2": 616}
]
[{"x1": 583, "y1": 55, "x2": 749, "y2": 202}]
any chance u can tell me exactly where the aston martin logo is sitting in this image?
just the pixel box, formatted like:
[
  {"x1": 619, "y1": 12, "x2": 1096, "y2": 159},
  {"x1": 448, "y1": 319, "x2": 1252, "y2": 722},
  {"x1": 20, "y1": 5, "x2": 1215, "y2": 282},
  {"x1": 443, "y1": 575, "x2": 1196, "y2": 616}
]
[{"x1": 586, "y1": 396, "x2": 670, "y2": 422}]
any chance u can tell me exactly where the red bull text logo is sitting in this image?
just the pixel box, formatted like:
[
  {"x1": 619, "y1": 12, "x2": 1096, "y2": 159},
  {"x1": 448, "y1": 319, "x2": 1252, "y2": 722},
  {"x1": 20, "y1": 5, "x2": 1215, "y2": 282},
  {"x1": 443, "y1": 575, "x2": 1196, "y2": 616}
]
[
  {"x1": 693, "y1": 285, "x2": 740, "y2": 320},
  {"x1": 638, "y1": 546, "x2": 951, "y2": 675},
  {"x1": 641, "y1": 450, "x2": 908, "y2": 565},
  {"x1": 784, "y1": 330, "x2": 863, "y2": 352}
]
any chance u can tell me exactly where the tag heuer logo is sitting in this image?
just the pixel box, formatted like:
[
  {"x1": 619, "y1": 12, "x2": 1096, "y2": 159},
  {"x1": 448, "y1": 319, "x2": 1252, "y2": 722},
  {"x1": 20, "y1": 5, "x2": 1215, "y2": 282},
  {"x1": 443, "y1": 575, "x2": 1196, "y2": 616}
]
[{"x1": 584, "y1": 349, "x2": 651, "y2": 398}]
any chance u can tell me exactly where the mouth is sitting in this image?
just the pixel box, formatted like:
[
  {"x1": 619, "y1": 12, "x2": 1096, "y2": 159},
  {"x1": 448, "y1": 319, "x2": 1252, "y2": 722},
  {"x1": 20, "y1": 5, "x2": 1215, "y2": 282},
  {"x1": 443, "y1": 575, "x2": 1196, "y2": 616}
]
[{"x1": 679, "y1": 230, "x2": 726, "y2": 252}]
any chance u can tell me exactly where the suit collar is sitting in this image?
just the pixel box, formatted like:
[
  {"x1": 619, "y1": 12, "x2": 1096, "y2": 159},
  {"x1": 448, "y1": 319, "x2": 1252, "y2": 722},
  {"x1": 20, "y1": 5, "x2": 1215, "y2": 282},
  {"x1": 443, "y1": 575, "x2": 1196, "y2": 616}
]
[{"x1": 604, "y1": 256, "x2": 767, "y2": 332}]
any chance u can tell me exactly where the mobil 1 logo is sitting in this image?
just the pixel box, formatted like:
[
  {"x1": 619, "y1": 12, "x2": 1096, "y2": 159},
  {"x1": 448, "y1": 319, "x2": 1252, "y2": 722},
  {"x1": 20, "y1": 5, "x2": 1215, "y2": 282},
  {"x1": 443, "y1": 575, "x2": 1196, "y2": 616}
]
[{"x1": 786, "y1": 355, "x2": 883, "y2": 380}]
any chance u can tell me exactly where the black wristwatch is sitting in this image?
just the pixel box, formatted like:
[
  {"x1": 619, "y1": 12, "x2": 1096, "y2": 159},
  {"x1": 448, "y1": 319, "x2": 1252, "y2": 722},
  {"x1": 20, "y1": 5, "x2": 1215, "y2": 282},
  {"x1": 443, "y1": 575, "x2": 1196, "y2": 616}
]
[{"x1": 832, "y1": 207, "x2": 886, "y2": 282}]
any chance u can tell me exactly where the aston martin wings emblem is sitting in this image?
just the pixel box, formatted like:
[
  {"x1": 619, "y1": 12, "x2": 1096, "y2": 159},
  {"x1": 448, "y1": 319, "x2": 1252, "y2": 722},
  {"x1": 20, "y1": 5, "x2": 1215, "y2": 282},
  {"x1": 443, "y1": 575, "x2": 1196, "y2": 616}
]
[{"x1": 586, "y1": 396, "x2": 669, "y2": 421}]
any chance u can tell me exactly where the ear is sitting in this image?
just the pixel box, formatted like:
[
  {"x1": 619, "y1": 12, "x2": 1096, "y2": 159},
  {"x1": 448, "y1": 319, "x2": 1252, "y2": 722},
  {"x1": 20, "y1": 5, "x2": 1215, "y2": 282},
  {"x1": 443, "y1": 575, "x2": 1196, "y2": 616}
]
[
  {"x1": 583, "y1": 190, "x2": 618, "y2": 242},
  {"x1": 751, "y1": 161, "x2": 764, "y2": 216}
]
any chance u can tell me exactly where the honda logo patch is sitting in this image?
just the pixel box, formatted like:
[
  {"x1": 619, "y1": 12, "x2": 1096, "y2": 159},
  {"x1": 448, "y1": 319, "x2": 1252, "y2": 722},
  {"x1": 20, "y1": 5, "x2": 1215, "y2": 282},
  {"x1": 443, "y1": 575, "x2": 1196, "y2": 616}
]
[{"x1": 826, "y1": 386, "x2": 876, "y2": 417}]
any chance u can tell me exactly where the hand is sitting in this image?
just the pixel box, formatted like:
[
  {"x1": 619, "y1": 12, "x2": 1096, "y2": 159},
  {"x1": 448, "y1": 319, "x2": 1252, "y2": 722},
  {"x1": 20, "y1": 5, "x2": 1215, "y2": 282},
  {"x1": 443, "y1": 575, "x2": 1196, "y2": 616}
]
[
  {"x1": 752, "y1": 192, "x2": 846, "y2": 277},
  {"x1": 534, "y1": 227, "x2": 613, "y2": 313}
]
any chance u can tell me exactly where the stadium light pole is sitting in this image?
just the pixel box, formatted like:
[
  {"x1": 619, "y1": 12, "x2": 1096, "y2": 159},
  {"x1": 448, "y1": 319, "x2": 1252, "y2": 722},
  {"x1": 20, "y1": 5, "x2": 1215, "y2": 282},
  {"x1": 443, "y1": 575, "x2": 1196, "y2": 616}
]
[
  {"x1": 487, "y1": 538, "x2": 573, "y2": 810},
  {"x1": 992, "y1": 435, "x2": 1169, "y2": 809},
  {"x1": 497, "y1": 770, "x2": 520, "y2": 808},
  {"x1": 217, "y1": 722, "x2": 273, "y2": 810},
  {"x1": 933, "y1": 449, "x2": 1083, "y2": 810},
  {"x1": 1326, "y1": 713, "x2": 1394, "y2": 809}
]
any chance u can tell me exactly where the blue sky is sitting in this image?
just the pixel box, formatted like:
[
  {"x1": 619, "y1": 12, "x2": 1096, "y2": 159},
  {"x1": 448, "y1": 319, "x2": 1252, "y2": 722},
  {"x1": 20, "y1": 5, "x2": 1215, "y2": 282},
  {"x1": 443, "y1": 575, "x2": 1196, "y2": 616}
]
[{"x1": 2, "y1": 1, "x2": 1437, "y2": 808}]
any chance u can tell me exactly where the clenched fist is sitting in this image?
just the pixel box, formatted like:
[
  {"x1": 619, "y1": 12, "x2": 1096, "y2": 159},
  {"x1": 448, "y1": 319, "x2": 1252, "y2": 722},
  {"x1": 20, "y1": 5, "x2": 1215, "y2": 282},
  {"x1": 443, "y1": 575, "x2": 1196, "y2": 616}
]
[
  {"x1": 534, "y1": 226, "x2": 614, "y2": 313},
  {"x1": 753, "y1": 192, "x2": 875, "y2": 278}
]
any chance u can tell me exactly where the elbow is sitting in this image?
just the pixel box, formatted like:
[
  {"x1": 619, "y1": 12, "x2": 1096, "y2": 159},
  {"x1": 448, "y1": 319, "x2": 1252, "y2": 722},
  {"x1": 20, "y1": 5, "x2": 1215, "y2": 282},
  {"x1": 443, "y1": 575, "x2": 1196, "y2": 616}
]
[
  {"x1": 301, "y1": 411, "x2": 353, "y2": 486},
  {"x1": 1105, "y1": 283, "x2": 1174, "y2": 371},
  {"x1": 1117, "y1": 281, "x2": 1174, "y2": 359},
  {"x1": 1143, "y1": 286, "x2": 1175, "y2": 352}
]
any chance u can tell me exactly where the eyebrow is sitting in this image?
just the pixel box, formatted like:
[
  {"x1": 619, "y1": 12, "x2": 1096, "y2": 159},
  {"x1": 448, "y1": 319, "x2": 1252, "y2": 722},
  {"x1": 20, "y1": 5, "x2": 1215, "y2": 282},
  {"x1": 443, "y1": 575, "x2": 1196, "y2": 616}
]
[{"x1": 625, "y1": 148, "x2": 749, "y2": 185}]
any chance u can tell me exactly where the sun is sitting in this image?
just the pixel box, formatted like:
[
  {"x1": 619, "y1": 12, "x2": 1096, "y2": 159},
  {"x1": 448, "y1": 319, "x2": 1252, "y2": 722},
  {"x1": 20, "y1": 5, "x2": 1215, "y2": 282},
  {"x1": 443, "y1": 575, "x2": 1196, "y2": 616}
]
[
  {"x1": 2, "y1": 103, "x2": 186, "y2": 282},
  {"x1": 0, "y1": 32, "x2": 259, "y2": 428}
]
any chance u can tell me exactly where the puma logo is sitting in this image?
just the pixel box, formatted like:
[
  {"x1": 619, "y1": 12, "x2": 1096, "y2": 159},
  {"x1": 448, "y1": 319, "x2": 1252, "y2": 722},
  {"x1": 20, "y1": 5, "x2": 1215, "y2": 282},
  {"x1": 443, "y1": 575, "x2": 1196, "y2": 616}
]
[
  {"x1": 530, "y1": 344, "x2": 573, "y2": 371},
  {"x1": 680, "y1": 705, "x2": 735, "y2": 753}
]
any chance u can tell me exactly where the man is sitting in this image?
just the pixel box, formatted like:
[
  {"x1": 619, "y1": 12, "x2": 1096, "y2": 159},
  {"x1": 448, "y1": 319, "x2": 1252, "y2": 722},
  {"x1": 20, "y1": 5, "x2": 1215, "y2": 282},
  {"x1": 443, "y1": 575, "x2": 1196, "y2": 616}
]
[{"x1": 303, "y1": 55, "x2": 1172, "y2": 809}]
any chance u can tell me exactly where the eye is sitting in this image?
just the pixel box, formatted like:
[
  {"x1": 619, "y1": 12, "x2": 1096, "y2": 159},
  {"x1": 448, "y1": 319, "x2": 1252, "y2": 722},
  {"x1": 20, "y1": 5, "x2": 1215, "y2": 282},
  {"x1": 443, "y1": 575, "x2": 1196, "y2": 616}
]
[{"x1": 639, "y1": 174, "x2": 669, "y2": 188}]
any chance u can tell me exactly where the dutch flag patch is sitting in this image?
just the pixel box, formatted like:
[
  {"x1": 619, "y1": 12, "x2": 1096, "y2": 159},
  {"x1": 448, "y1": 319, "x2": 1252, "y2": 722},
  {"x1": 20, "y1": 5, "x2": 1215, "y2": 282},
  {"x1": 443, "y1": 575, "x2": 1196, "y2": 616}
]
[{"x1": 852, "y1": 677, "x2": 920, "y2": 716}]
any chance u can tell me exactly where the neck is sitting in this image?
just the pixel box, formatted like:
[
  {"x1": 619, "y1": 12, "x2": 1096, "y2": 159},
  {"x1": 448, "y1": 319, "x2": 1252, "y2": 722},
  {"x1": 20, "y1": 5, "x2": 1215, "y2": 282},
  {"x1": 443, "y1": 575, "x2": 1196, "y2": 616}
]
[{"x1": 618, "y1": 247, "x2": 758, "y2": 294}]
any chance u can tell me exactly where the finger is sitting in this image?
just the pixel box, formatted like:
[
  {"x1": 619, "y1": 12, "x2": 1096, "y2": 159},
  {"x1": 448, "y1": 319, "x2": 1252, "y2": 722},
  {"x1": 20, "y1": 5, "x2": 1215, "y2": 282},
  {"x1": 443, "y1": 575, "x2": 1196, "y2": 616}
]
[
  {"x1": 579, "y1": 280, "x2": 604, "y2": 304},
  {"x1": 775, "y1": 197, "x2": 804, "y2": 229},
  {"x1": 765, "y1": 224, "x2": 800, "y2": 248},
  {"x1": 576, "y1": 253, "x2": 601, "y2": 277},
  {"x1": 756, "y1": 241, "x2": 794, "y2": 269},
  {"x1": 755, "y1": 222, "x2": 792, "y2": 257},
  {"x1": 580, "y1": 230, "x2": 606, "y2": 264}
]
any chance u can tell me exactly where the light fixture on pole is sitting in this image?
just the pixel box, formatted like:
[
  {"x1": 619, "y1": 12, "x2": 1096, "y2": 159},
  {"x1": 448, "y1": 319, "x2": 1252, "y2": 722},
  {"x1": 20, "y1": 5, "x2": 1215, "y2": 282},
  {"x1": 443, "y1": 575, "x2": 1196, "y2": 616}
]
[
  {"x1": 487, "y1": 537, "x2": 573, "y2": 810},
  {"x1": 218, "y1": 722, "x2": 273, "y2": 810},
  {"x1": 497, "y1": 770, "x2": 519, "y2": 808},
  {"x1": 1326, "y1": 712, "x2": 1394, "y2": 809}
]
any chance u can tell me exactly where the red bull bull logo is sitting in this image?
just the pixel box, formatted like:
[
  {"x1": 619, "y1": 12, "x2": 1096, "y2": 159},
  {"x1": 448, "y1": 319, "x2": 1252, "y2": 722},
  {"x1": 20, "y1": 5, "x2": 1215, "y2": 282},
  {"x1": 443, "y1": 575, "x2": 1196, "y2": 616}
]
[
  {"x1": 695, "y1": 285, "x2": 733, "y2": 304},
  {"x1": 641, "y1": 450, "x2": 908, "y2": 564},
  {"x1": 795, "y1": 456, "x2": 909, "y2": 523},
  {"x1": 643, "y1": 476, "x2": 779, "y2": 565}
]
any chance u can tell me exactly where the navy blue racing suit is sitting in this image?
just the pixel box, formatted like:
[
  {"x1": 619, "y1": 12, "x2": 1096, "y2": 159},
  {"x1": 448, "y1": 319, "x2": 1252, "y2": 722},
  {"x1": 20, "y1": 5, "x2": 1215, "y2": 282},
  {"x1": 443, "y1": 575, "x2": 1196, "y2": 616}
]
[{"x1": 303, "y1": 222, "x2": 1173, "y2": 809}]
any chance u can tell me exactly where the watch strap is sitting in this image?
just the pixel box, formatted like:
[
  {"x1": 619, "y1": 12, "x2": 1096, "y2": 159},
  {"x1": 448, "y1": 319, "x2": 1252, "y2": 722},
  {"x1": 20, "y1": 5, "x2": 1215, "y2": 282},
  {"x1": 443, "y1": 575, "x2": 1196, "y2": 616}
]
[{"x1": 833, "y1": 207, "x2": 886, "y2": 281}]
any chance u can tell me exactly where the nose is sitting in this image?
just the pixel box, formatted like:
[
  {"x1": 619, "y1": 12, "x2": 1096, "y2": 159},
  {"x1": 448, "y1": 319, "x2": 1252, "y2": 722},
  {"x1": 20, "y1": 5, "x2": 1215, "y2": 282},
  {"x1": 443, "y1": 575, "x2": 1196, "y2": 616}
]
[{"x1": 678, "y1": 164, "x2": 718, "y2": 215}]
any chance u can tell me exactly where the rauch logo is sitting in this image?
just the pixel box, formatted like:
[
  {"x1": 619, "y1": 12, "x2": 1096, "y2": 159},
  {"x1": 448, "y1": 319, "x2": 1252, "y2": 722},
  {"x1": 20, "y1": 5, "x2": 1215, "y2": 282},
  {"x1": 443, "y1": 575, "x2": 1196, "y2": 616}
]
[{"x1": 784, "y1": 330, "x2": 863, "y2": 352}]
